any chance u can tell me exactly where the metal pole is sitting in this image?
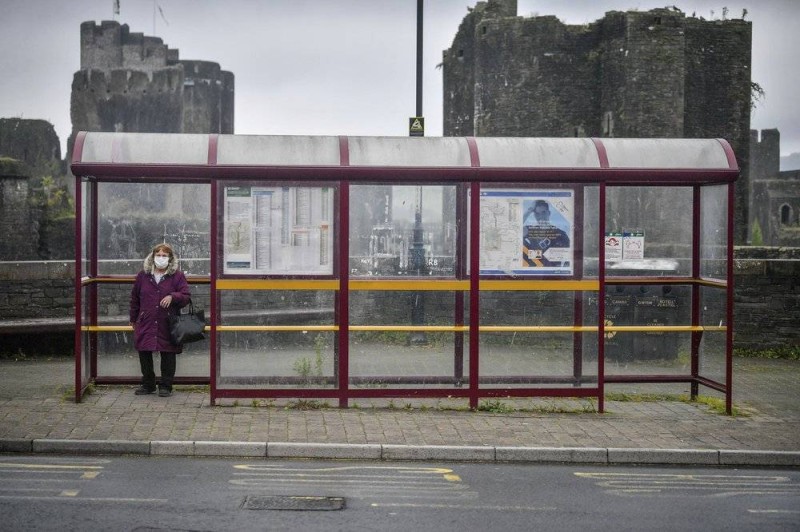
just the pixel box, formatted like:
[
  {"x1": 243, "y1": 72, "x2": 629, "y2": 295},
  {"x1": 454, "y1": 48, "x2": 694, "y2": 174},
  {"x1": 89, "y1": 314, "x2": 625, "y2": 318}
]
[
  {"x1": 416, "y1": 0, "x2": 423, "y2": 117},
  {"x1": 409, "y1": 1, "x2": 427, "y2": 345}
]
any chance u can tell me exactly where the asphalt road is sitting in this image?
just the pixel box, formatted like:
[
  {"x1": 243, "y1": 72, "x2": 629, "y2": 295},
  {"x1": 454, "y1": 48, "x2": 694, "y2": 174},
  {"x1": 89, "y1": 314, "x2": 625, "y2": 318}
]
[{"x1": 1, "y1": 455, "x2": 798, "y2": 531}]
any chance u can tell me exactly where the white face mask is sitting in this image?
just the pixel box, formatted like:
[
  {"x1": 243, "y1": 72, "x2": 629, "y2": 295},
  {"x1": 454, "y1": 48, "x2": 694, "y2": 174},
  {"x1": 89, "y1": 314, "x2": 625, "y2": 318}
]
[{"x1": 154, "y1": 256, "x2": 169, "y2": 269}]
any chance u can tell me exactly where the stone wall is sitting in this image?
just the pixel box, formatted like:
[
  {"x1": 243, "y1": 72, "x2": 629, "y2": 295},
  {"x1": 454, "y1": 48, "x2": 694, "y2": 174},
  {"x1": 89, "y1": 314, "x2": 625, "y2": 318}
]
[
  {"x1": 734, "y1": 247, "x2": 800, "y2": 349},
  {"x1": 0, "y1": 119, "x2": 62, "y2": 178},
  {"x1": 2, "y1": 247, "x2": 797, "y2": 353},
  {"x1": 443, "y1": 2, "x2": 752, "y2": 243},
  {"x1": 0, "y1": 160, "x2": 39, "y2": 260}
]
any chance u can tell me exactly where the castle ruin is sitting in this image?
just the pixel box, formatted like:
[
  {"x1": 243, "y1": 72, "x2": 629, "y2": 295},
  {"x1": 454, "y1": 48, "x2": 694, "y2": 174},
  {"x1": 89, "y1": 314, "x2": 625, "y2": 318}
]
[
  {"x1": 69, "y1": 21, "x2": 234, "y2": 155},
  {"x1": 443, "y1": 0, "x2": 752, "y2": 243},
  {"x1": 750, "y1": 129, "x2": 800, "y2": 246}
]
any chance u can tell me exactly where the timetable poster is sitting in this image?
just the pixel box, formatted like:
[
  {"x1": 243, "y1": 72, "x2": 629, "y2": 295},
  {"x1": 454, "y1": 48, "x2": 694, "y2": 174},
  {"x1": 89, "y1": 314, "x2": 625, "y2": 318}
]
[
  {"x1": 479, "y1": 189, "x2": 574, "y2": 276},
  {"x1": 223, "y1": 186, "x2": 333, "y2": 275}
]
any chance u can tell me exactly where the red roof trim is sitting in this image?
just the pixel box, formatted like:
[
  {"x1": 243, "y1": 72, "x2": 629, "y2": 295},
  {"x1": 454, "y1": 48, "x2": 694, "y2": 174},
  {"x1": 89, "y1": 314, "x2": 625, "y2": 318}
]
[{"x1": 590, "y1": 138, "x2": 610, "y2": 168}]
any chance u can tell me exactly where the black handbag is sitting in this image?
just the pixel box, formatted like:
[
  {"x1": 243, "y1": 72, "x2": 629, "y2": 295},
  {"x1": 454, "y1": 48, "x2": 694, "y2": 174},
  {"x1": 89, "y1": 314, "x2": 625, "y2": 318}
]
[{"x1": 168, "y1": 299, "x2": 206, "y2": 345}]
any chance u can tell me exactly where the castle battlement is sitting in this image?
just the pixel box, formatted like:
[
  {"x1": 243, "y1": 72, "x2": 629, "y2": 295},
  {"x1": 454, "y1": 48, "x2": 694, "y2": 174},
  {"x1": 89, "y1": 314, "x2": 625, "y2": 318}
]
[{"x1": 80, "y1": 20, "x2": 177, "y2": 72}]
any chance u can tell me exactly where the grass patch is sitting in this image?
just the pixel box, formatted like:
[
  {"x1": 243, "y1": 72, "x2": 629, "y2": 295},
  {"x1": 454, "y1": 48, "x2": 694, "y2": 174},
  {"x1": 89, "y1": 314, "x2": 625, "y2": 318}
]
[
  {"x1": 285, "y1": 399, "x2": 330, "y2": 410},
  {"x1": 477, "y1": 399, "x2": 516, "y2": 414},
  {"x1": 60, "y1": 382, "x2": 95, "y2": 402},
  {"x1": 606, "y1": 391, "x2": 747, "y2": 416},
  {"x1": 477, "y1": 399, "x2": 598, "y2": 414},
  {"x1": 175, "y1": 385, "x2": 209, "y2": 393},
  {"x1": 606, "y1": 392, "x2": 687, "y2": 402},
  {"x1": 692, "y1": 395, "x2": 746, "y2": 417},
  {"x1": 734, "y1": 346, "x2": 800, "y2": 360}
]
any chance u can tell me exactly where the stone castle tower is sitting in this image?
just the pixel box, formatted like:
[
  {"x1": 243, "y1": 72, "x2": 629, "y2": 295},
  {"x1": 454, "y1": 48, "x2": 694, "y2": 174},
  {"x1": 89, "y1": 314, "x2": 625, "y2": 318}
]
[
  {"x1": 750, "y1": 129, "x2": 800, "y2": 246},
  {"x1": 443, "y1": 0, "x2": 752, "y2": 243},
  {"x1": 69, "y1": 21, "x2": 234, "y2": 154}
]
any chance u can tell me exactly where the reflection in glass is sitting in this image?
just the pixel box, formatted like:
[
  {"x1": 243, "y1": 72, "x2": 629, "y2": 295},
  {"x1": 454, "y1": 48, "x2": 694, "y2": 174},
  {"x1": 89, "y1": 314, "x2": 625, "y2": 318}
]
[
  {"x1": 605, "y1": 186, "x2": 693, "y2": 276},
  {"x1": 349, "y1": 185, "x2": 457, "y2": 277},
  {"x1": 700, "y1": 185, "x2": 728, "y2": 279},
  {"x1": 97, "y1": 182, "x2": 211, "y2": 275}
]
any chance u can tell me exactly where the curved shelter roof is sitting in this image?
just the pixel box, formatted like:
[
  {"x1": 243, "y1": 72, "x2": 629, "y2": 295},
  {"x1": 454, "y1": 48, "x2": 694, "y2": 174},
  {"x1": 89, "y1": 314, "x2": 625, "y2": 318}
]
[{"x1": 71, "y1": 132, "x2": 738, "y2": 185}]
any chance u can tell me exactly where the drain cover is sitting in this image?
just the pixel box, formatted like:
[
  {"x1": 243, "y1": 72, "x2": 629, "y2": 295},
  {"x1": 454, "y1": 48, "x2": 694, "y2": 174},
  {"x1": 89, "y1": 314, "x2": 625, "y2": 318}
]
[{"x1": 241, "y1": 495, "x2": 345, "y2": 511}]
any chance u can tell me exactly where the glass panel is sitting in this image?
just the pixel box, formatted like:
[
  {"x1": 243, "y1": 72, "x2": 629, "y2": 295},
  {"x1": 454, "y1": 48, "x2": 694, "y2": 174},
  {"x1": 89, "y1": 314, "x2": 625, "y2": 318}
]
[
  {"x1": 605, "y1": 186, "x2": 693, "y2": 276},
  {"x1": 217, "y1": 331, "x2": 336, "y2": 388},
  {"x1": 80, "y1": 180, "x2": 91, "y2": 278},
  {"x1": 94, "y1": 282, "x2": 210, "y2": 379},
  {"x1": 94, "y1": 280, "x2": 210, "y2": 380},
  {"x1": 700, "y1": 184, "x2": 728, "y2": 279},
  {"x1": 349, "y1": 336, "x2": 466, "y2": 389},
  {"x1": 594, "y1": 284, "x2": 692, "y2": 375},
  {"x1": 349, "y1": 290, "x2": 466, "y2": 389},
  {"x1": 217, "y1": 290, "x2": 335, "y2": 388},
  {"x1": 96, "y1": 334, "x2": 208, "y2": 378},
  {"x1": 349, "y1": 185, "x2": 458, "y2": 277},
  {"x1": 479, "y1": 290, "x2": 596, "y2": 388},
  {"x1": 95, "y1": 283, "x2": 210, "y2": 326},
  {"x1": 698, "y1": 332, "x2": 727, "y2": 384},
  {"x1": 97, "y1": 182, "x2": 211, "y2": 275},
  {"x1": 700, "y1": 285, "x2": 727, "y2": 328},
  {"x1": 79, "y1": 285, "x2": 92, "y2": 385},
  {"x1": 479, "y1": 333, "x2": 595, "y2": 389},
  {"x1": 582, "y1": 185, "x2": 600, "y2": 277},
  {"x1": 698, "y1": 284, "x2": 728, "y2": 382},
  {"x1": 222, "y1": 185, "x2": 334, "y2": 275},
  {"x1": 80, "y1": 330, "x2": 91, "y2": 381}
]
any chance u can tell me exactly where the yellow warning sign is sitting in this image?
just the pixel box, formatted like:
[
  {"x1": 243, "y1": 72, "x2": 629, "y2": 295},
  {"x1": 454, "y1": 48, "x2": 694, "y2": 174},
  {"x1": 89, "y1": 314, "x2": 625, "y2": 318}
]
[{"x1": 409, "y1": 117, "x2": 424, "y2": 137}]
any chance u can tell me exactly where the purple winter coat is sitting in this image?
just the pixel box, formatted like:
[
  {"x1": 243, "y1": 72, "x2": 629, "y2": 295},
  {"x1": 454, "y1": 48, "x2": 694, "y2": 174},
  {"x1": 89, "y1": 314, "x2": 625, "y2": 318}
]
[{"x1": 129, "y1": 252, "x2": 191, "y2": 353}]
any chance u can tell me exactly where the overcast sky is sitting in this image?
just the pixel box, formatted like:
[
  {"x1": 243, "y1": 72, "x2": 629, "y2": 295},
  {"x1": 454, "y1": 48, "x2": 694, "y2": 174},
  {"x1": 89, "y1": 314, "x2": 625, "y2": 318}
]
[{"x1": 1, "y1": 0, "x2": 798, "y2": 160}]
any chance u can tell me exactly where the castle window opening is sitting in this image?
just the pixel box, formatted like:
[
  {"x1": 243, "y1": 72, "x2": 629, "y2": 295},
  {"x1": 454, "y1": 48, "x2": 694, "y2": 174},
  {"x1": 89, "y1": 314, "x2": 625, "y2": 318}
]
[
  {"x1": 780, "y1": 204, "x2": 792, "y2": 225},
  {"x1": 602, "y1": 111, "x2": 614, "y2": 137}
]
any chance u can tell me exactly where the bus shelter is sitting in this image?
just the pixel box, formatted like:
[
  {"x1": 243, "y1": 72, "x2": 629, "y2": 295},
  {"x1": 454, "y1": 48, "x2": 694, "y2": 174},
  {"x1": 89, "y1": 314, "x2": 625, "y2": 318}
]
[{"x1": 71, "y1": 132, "x2": 737, "y2": 412}]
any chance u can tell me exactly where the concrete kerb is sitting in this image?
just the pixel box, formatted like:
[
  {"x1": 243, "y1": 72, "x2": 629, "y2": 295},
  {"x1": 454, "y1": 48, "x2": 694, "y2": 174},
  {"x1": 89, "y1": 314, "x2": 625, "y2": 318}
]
[
  {"x1": 496, "y1": 446, "x2": 608, "y2": 464},
  {"x1": 268, "y1": 442, "x2": 382, "y2": 460},
  {"x1": 31, "y1": 439, "x2": 150, "y2": 455},
  {"x1": 3, "y1": 439, "x2": 799, "y2": 467},
  {"x1": 719, "y1": 450, "x2": 800, "y2": 467}
]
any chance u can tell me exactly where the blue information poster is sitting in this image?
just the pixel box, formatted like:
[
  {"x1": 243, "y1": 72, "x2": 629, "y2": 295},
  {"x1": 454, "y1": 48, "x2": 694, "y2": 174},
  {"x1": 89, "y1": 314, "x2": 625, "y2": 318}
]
[{"x1": 479, "y1": 189, "x2": 574, "y2": 276}]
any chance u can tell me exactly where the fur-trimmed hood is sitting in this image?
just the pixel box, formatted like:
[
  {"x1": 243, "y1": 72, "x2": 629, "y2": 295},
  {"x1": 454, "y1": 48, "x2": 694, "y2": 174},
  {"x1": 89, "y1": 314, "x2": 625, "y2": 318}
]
[{"x1": 143, "y1": 248, "x2": 179, "y2": 275}]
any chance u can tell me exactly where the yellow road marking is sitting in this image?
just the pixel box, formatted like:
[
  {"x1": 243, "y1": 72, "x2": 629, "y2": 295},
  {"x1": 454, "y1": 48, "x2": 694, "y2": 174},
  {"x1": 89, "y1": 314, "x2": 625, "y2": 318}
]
[{"x1": 0, "y1": 463, "x2": 103, "y2": 470}]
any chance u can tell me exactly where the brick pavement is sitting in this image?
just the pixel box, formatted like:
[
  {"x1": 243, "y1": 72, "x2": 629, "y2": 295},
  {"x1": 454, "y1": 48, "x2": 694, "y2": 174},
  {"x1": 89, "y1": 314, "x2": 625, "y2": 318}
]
[{"x1": 0, "y1": 356, "x2": 798, "y2": 464}]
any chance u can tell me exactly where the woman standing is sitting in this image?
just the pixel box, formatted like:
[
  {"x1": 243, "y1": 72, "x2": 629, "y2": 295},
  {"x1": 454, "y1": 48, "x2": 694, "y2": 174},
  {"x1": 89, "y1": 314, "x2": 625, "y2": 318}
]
[{"x1": 129, "y1": 243, "x2": 191, "y2": 397}]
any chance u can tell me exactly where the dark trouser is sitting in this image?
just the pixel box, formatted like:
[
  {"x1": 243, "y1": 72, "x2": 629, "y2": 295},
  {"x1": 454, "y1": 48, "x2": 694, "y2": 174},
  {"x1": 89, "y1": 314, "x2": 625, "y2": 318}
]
[{"x1": 138, "y1": 351, "x2": 176, "y2": 390}]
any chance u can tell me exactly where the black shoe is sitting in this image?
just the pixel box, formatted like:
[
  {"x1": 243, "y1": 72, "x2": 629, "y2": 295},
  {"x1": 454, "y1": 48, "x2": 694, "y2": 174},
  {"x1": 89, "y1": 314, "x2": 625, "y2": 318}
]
[
  {"x1": 158, "y1": 387, "x2": 173, "y2": 397},
  {"x1": 135, "y1": 386, "x2": 156, "y2": 395}
]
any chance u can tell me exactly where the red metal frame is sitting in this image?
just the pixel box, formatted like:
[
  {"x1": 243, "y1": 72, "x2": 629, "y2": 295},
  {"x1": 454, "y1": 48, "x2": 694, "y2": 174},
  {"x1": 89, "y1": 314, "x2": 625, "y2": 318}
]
[{"x1": 71, "y1": 135, "x2": 737, "y2": 413}]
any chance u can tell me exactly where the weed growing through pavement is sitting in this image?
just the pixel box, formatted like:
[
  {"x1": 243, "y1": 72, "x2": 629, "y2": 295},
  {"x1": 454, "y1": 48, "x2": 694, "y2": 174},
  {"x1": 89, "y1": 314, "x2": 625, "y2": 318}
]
[
  {"x1": 605, "y1": 392, "x2": 747, "y2": 417},
  {"x1": 477, "y1": 399, "x2": 516, "y2": 414},
  {"x1": 61, "y1": 382, "x2": 95, "y2": 402},
  {"x1": 286, "y1": 399, "x2": 330, "y2": 410}
]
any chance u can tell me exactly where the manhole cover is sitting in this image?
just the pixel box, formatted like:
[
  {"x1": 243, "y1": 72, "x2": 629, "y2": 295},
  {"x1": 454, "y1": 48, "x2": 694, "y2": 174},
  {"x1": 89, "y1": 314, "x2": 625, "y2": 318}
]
[{"x1": 240, "y1": 495, "x2": 345, "y2": 511}]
